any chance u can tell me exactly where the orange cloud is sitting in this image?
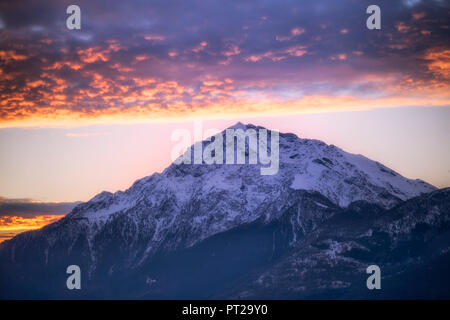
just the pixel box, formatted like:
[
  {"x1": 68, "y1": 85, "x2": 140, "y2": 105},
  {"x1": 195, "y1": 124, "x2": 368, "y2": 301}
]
[
  {"x1": 135, "y1": 55, "x2": 148, "y2": 61},
  {"x1": 77, "y1": 42, "x2": 121, "y2": 64},
  {"x1": 276, "y1": 27, "x2": 305, "y2": 41},
  {"x1": 192, "y1": 41, "x2": 208, "y2": 53},
  {"x1": 0, "y1": 215, "x2": 64, "y2": 243},
  {"x1": 291, "y1": 27, "x2": 305, "y2": 36},
  {"x1": 396, "y1": 22, "x2": 411, "y2": 33},
  {"x1": 425, "y1": 48, "x2": 450, "y2": 80},
  {"x1": 78, "y1": 47, "x2": 109, "y2": 63},
  {"x1": 0, "y1": 50, "x2": 28, "y2": 62},
  {"x1": 45, "y1": 61, "x2": 83, "y2": 71},
  {"x1": 330, "y1": 54, "x2": 347, "y2": 61}
]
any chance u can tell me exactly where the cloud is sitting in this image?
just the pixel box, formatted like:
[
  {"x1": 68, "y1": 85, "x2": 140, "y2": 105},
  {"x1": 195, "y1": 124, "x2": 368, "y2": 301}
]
[
  {"x1": 0, "y1": 197, "x2": 79, "y2": 242},
  {"x1": 0, "y1": 214, "x2": 66, "y2": 243},
  {"x1": 0, "y1": 0, "x2": 448, "y2": 127},
  {"x1": 0, "y1": 197, "x2": 80, "y2": 218},
  {"x1": 0, "y1": 215, "x2": 65, "y2": 229}
]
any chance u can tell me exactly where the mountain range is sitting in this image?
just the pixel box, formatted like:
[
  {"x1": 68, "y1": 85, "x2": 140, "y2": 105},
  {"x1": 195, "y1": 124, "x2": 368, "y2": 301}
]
[{"x1": 0, "y1": 123, "x2": 448, "y2": 299}]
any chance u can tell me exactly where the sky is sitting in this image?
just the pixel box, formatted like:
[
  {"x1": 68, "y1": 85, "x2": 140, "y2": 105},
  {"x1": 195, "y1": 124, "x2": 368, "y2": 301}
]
[{"x1": 0, "y1": 0, "x2": 449, "y2": 241}]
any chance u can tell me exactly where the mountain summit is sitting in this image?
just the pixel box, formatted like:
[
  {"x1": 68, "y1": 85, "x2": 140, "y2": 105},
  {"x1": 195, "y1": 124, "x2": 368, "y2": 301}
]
[{"x1": 0, "y1": 123, "x2": 446, "y2": 299}]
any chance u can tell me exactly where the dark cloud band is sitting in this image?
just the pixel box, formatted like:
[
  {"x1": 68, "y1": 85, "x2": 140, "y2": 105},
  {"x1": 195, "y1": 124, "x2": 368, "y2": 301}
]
[{"x1": 0, "y1": 197, "x2": 79, "y2": 218}]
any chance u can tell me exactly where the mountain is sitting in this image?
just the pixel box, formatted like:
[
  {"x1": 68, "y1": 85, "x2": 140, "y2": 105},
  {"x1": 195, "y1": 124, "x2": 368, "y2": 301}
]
[
  {"x1": 218, "y1": 188, "x2": 450, "y2": 299},
  {"x1": 0, "y1": 123, "x2": 446, "y2": 299}
]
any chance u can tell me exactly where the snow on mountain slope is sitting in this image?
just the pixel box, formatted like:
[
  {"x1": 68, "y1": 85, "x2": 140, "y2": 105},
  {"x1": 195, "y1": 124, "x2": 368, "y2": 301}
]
[
  {"x1": 71, "y1": 122, "x2": 434, "y2": 219},
  {"x1": 286, "y1": 136, "x2": 435, "y2": 207}
]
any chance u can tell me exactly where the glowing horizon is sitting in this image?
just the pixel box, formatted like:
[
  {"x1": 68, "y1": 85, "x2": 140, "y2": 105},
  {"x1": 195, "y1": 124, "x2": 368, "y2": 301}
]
[{"x1": 0, "y1": 214, "x2": 65, "y2": 243}]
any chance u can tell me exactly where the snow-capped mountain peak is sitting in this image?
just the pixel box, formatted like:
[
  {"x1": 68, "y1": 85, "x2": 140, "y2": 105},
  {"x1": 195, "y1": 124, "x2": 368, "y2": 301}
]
[
  {"x1": 0, "y1": 123, "x2": 444, "y2": 299},
  {"x1": 63, "y1": 123, "x2": 435, "y2": 252}
]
